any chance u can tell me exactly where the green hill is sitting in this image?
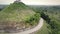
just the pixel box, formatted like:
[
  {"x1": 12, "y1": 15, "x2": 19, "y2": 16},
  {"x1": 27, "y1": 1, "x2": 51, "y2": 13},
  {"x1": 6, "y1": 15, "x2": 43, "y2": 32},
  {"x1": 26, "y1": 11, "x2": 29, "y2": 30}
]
[
  {"x1": 0, "y1": 2, "x2": 35, "y2": 22},
  {"x1": 0, "y1": 2, "x2": 40, "y2": 31}
]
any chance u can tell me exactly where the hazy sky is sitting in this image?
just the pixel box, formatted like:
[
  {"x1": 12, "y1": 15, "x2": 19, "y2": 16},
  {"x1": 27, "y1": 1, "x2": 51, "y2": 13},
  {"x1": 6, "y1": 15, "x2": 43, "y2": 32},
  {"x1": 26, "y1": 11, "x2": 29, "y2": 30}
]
[{"x1": 0, "y1": 0, "x2": 60, "y2": 5}]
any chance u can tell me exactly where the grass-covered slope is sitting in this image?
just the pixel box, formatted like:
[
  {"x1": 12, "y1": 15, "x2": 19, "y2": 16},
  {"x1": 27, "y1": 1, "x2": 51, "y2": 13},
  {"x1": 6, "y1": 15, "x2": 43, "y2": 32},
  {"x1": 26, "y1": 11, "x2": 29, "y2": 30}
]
[
  {"x1": 0, "y1": 2, "x2": 35, "y2": 22},
  {"x1": 0, "y1": 2, "x2": 40, "y2": 31},
  {"x1": 30, "y1": 5, "x2": 60, "y2": 34}
]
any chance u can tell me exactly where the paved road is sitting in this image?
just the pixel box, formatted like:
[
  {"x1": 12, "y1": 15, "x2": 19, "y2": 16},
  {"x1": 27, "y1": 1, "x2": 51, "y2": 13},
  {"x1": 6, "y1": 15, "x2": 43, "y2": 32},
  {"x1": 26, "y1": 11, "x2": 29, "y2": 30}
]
[{"x1": 9, "y1": 18, "x2": 44, "y2": 34}]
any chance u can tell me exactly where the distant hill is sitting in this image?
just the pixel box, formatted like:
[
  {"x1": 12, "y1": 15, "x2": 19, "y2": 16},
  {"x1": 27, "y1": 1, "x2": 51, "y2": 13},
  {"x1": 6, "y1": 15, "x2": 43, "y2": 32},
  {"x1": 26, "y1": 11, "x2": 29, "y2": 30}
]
[
  {"x1": 28, "y1": 5, "x2": 60, "y2": 11},
  {"x1": 0, "y1": 5, "x2": 8, "y2": 9},
  {"x1": 0, "y1": 5, "x2": 8, "y2": 11}
]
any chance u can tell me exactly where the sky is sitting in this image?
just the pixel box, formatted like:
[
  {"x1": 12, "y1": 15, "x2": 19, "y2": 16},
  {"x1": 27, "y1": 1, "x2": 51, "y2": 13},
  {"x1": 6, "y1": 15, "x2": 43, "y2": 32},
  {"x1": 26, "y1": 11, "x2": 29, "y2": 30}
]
[{"x1": 0, "y1": 0, "x2": 60, "y2": 5}]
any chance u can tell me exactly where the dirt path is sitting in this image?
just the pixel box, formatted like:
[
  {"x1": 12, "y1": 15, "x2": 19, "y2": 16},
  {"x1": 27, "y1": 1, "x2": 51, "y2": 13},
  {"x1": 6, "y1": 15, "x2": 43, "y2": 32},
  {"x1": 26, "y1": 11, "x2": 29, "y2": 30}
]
[{"x1": 9, "y1": 18, "x2": 44, "y2": 34}]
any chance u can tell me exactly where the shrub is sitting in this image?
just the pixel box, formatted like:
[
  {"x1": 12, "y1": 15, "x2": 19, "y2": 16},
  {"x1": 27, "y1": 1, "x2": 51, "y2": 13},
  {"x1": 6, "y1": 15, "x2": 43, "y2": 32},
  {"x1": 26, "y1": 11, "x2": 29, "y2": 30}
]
[{"x1": 25, "y1": 13, "x2": 40, "y2": 25}]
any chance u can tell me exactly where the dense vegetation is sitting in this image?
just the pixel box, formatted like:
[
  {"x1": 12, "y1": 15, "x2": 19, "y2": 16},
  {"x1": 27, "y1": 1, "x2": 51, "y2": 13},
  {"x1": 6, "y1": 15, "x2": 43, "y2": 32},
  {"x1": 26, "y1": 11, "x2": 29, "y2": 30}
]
[
  {"x1": 0, "y1": 2, "x2": 40, "y2": 32},
  {"x1": 29, "y1": 5, "x2": 60, "y2": 34}
]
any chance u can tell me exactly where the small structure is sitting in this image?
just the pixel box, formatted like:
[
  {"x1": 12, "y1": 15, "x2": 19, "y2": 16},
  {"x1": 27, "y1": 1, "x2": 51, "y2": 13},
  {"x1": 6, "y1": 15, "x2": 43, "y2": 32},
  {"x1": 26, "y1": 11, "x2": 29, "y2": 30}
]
[
  {"x1": 14, "y1": 0, "x2": 21, "y2": 3},
  {"x1": 16, "y1": 0, "x2": 21, "y2": 2}
]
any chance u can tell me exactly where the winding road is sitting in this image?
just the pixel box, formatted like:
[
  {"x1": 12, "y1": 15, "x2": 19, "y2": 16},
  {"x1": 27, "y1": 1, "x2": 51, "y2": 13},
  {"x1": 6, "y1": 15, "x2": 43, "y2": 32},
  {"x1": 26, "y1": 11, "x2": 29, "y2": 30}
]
[{"x1": 9, "y1": 18, "x2": 44, "y2": 34}]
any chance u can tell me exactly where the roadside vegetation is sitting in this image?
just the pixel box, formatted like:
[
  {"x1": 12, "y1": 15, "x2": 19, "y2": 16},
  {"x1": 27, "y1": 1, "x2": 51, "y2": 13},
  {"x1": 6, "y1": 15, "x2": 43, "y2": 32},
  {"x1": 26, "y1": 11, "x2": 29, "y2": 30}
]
[
  {"x1": 35, "y1": 21, "x2": 50, "y2": 34},
  {"x1": 29, "y1": 5, "x2": 60, "y2": 34}
]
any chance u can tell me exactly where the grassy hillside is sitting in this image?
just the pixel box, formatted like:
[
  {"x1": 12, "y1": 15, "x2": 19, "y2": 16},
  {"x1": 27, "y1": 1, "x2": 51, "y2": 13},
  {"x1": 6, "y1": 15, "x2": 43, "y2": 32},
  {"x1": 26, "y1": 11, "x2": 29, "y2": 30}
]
[
  {"x1": 35, "y1": 21, "x2": 50, "y2": 34},
  {"x1": 0, "y1": 2, "x2": 40, "y2": 32},
  {"x1": 29, "y1": 5, "x2": 60, "y2": 34},
  {"x1": 44, "y1": 10, "x2": 60, "y2": 34},
  {"x1": 0, "y1": 2, "x2": 35, "y2": 22}
]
